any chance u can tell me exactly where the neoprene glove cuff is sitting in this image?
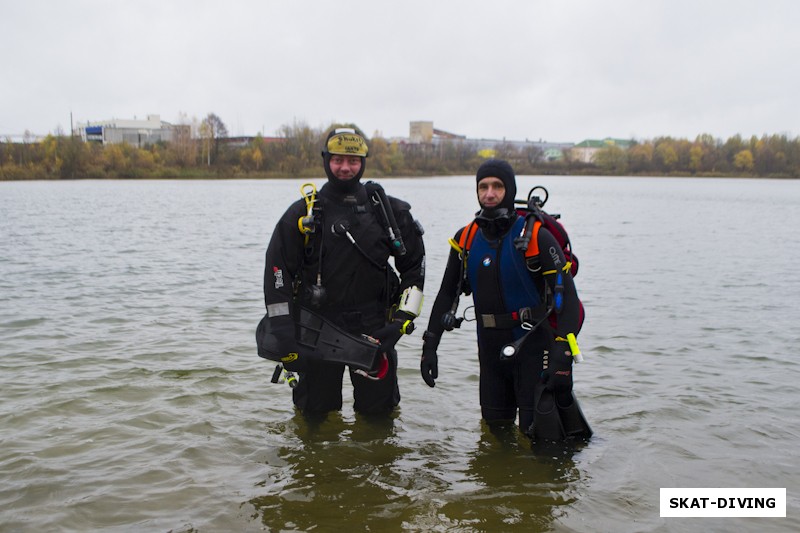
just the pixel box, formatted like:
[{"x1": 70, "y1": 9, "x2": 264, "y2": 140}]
[
  {"x1": 392, "y1": 310, "x2": 416, "y2": 335},
  {"x1": 421, "y1": 330, "x2": 440, "y2": 352},
  {"x1": 394, "y1": 310, "x2": 415, "y2": 322}
]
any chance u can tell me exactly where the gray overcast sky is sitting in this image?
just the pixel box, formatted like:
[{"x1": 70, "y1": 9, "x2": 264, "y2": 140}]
[{"x1": 3, "y1": 0, "x2": 799, "y2": 143}]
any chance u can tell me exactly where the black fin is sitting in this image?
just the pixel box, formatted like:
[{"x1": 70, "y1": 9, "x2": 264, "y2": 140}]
[{"x1": 529, "y1": 386, "x2": 592, "y2": 441}]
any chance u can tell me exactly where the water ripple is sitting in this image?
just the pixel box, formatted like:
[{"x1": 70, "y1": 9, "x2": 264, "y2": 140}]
[{"x1": 1, "y1": 178, "x2": 799, "y2": 531}]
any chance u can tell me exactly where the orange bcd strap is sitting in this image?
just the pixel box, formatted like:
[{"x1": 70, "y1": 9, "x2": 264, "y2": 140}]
[
  {"x1": 524, "y1": 220, "x2": 542, "y2": 258},
  {"x1": 458, "y1": 221, "x2": 480, "y2": 251},
  {"x1": 459, "y1": 219, "x2": 542, "y2": 258}
]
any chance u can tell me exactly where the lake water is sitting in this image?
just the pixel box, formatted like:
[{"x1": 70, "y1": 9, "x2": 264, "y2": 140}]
[{"x1": 1, "y1": 176, "x2": 798, "y2": 532}]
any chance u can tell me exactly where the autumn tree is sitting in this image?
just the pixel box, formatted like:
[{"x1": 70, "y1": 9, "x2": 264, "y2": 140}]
[
  {"x1": 525, "y1": 145, "x2": 545, "y2": 166},
  {"x1": 595, "y1": 145, "x2": 628, "y2": 174},
  {"x1": 167, "y1": 113, "x2": 197, "y2": 167},
  {"x1": 627, "y1": 141, "x2": 654, "y2": 173},
  {"x1": 734, "y1": 149, "x2": 754, "y2": 173},
  {"x1": 689, "y1": 144, "x2": 704, "y2": 174},
  {"x1": 368, "y1": 136, "x2": 392, "y2": 174},
  {"x1": 41, "y1": 135, "x2": 62, "y2": 176},
  {"x1": 654, "y1": 138, "x2": 679, "y2": 172},
  {"x1": 694, "y1": 133, "x2": 720, "y2": 172},
  {"x1": 240, "y1": 135, "x2": 265, "y2": 172},
  {"x1": 266, "y1": 120, "x2": 322, "y2": 176},
  {"x1": 200, "y1": 113, "x2": 228, "y2": 166}
]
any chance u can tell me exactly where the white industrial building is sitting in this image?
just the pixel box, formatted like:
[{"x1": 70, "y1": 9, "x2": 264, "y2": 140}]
[{"x1": 76, "y1": 114, "x2": 178, "y2": 146}]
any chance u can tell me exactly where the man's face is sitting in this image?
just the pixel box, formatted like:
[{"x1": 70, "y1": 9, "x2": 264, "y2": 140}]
[
  {"x1": 328, "y1": 155, "x2": 362, "y2": 180},
  {"x1": 477, "y1": 177, "x2": 506, "y2": 208}
]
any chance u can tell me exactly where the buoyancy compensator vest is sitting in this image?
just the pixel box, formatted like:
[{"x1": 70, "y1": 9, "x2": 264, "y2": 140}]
[
  {"x1": 443, "y1": 185, "x2": 583, "y2": 334},
  {"x1": 466, "y1": 215, "x2": 546, "y2": 341}
]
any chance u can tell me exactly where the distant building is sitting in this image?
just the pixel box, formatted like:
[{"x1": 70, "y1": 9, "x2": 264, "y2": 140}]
[
  {"x1": 542, "y1": 147, "x2": 565, "y2": 162},
  {"x1": 409, "y1": 121, "x2": 466, "y2": 143},
  {"x1": 409, "y1": 121, "x2": 434, "y2": 143},
  {"x1": 219, "y1": 136, "x2": 286, "y2": 148},
  {"x1": 76, "y1": 114, "x2": 179, "y2": 146},
  {"x1": 407, "y1": 121, "x2": 573, "y2": 159},
  {"x1": 571, "y1": 138, "x2": 632, "y2": 163}
]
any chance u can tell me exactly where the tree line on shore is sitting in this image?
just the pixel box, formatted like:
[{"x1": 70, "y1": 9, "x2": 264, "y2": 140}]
[{"x1": 2, "y1": 119, "x2": 798, "y2": 180}]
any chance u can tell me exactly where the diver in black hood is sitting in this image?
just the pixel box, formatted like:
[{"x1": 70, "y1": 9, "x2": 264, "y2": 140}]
[
  {"x1": 472, "y1": 158, "x2": 519, "y2": 238},
  {"x1": 419, "y1": 159, "x2": 592, "y2": 442},
  {"x1": 257, "y1": 126, "x2": 426, "y2": 417},
  {"x1": 321, "y1": 127, "x2": 368, "y2": 194}
]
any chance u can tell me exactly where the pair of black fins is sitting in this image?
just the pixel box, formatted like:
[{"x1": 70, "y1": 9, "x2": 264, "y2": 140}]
[
  {"x1": 257, "y1": 305, "x2": 385, "y2": 375},
  {"x1": 529, "y1": 386, "x2": 593, "y2": 442}
]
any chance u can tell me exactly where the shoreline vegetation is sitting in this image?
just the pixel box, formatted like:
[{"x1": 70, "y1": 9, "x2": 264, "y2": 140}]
[{"x1": 3, "y1": 121, "x2": 799, "y2": 181}]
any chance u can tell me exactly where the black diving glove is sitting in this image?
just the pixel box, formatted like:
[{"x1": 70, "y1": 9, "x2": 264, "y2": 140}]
[
  {"x1": 420, "y1": 330, "x2": 439, "y2": 388},
  {"x1": 372, "y1": 311, "x2": 416, "y2": 352},
  {"x1": 372, "y1": 322, "x2": 404, "y2": 353},
  {"x1": 421, "y1": 347, "x2": 438, "y2": 388},
  {"x1": 543, "y1": 339, "x2": 573, "y2": 395}
]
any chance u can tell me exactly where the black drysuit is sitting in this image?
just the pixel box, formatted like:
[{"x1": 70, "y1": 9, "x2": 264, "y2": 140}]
[{"x1": 262, "y1": 182, "x2": 425, "y2": 415}]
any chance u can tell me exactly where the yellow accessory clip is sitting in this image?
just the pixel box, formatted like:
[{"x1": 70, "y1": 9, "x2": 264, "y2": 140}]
[
  {"x1": 542, "y1": 263, "x2": 572, "y2": 276},
  {"x1": 281, "y1": 352, "x2": 299, "y2": 363},
  {"x1": 400, "y1": 319, "x2": 415, "y2": 335},
  {"x1": 297, "y1": 182, "x2": 318, "y2": 245},
  {"x1": 448, "y1": 238, "x2": 463, "y2": 254}
]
